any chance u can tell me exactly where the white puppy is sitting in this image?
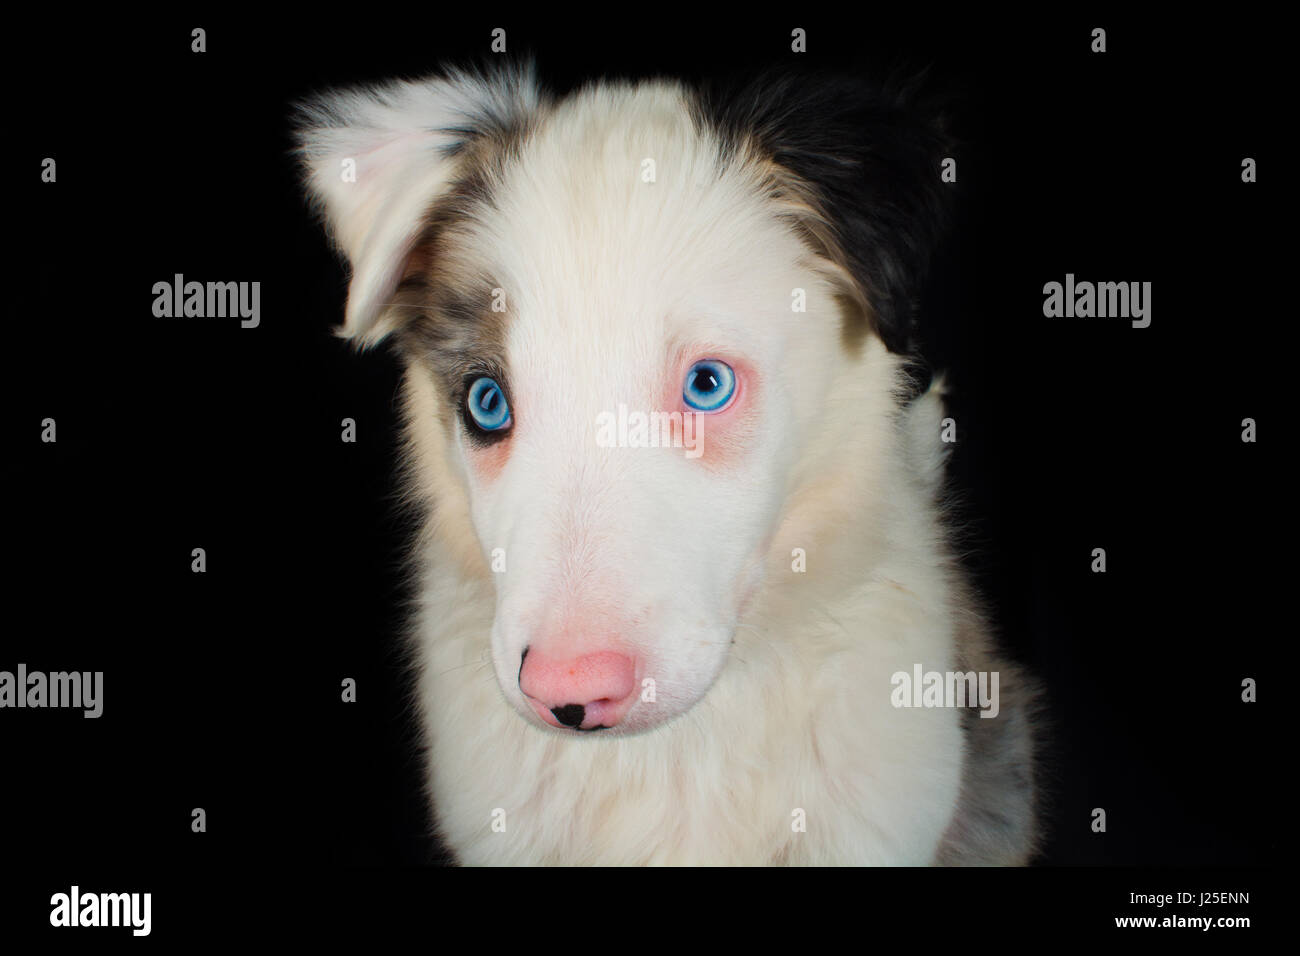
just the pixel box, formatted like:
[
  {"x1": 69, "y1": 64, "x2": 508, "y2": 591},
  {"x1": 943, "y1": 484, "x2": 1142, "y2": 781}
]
[{"x1": 296, "y1": 63, "x2": 1040, "y2": 865}]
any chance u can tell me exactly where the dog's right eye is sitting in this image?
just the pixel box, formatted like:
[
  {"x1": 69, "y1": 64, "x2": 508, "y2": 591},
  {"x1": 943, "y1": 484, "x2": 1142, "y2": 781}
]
[{"x1": 465, "y1": 376, "x2": 512, "y2": 433}]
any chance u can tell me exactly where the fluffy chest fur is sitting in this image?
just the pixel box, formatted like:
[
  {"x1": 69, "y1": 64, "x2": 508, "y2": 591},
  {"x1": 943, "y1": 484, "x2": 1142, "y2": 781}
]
[{"x1": 415, "y1": 532, "x2": 966, "y2": 866}]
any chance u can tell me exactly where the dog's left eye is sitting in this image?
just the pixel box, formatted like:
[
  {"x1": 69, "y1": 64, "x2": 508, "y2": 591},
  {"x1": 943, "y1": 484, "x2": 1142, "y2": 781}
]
[
  {"x1": 466, "y1": 376, "x2": 512, "y2": 432},
  {"x1": 683, "y1": 360, "x2": 736, "y2": 412}
]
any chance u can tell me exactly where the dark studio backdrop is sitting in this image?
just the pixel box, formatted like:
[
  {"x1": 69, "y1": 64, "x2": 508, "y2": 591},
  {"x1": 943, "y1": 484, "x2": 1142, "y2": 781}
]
[{"x1": 5, "y1": 8, "x2": 1278, "y2": 940}]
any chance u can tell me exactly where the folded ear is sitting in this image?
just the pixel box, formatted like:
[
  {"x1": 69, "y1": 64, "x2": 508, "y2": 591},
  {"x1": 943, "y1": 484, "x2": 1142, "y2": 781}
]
[
  {"x1": 294, "y1": 63, "x2": 542, "y2": 346},
  {"x1": 697, "y1": 71, "x2": 954, "y2": 355}
]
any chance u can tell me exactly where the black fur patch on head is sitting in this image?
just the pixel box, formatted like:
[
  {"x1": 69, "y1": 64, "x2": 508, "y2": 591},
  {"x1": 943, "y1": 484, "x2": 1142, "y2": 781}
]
[{"x1": 693, "y1": 70, "x2": 954, "y2": 356}]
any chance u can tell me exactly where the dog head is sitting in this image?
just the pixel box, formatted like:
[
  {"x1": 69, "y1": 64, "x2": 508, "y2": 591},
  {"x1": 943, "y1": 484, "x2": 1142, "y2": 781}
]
[{"x1": 296, "y1": 63, "x2": 949, "y2": 735}]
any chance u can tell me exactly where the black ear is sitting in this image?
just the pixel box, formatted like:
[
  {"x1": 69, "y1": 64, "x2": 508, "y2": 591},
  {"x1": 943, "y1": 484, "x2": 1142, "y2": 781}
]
[{"x1": 695, "y1": 70, "x2": 953, "y2": 355}]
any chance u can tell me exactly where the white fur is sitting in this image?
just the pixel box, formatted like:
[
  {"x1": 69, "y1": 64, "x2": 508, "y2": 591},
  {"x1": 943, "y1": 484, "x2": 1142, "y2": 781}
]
[{"x1": 301, "y1": 71, "x2": 999, "y2": 864}]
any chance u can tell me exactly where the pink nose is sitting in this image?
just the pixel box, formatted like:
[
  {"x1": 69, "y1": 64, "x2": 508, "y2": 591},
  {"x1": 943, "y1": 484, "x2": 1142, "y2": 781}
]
[{"x1": 518, "y1": 648, "x2": 638, "y2": 731}]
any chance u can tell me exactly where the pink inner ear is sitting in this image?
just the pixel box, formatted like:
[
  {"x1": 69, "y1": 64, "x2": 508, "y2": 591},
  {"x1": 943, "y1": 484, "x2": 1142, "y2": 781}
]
[
  {"x1": 305, "y1": 123, "x2": 466, "y2": 345},
  {"x1": 342, "y1": 153, "x2": 456, "y2": 344},
  {"x1": 305, "y1": 120, "x2": 438, "y2": 257},
  {"x1": 343, "y1": 218, "x2": 422, "y2": 343}
]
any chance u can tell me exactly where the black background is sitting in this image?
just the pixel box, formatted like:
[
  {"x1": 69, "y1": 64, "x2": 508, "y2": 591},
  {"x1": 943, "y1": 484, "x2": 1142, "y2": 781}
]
[{"x1": 5, "y1": 8, "x2": 1277, "y2": 940}]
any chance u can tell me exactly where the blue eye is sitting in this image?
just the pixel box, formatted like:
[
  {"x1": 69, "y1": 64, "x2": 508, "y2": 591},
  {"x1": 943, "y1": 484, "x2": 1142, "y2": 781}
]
[
  {"x1": 683, "y1": 360, "x2": 736, "y2": 412},
  {"x1": 466, "y1": 376, "x2": 512, "y2": 432}
]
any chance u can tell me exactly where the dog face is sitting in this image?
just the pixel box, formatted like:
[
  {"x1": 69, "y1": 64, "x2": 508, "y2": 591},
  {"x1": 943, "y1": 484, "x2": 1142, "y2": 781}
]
[{"x1": 296, "y1": 65, "x2": 948, "y2": 736}]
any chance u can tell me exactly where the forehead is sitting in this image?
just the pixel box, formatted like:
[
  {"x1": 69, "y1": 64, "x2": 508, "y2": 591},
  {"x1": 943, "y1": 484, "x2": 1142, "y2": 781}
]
[
  {"x1": 470, "y1": 82, "x2": 806, "y2": 354},
  {"x1": 395, "y1": 80, "x2": 817, "y2": 400}
]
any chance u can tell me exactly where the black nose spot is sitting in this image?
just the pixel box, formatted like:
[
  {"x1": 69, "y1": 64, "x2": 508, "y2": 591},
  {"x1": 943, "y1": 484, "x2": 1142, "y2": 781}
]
[
  {"x1": 518, "y1": 646, "x2": 529, "y2": 687},
  {"x1": 552, "y1": 704, "x2": 585, "y2": 728}
]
